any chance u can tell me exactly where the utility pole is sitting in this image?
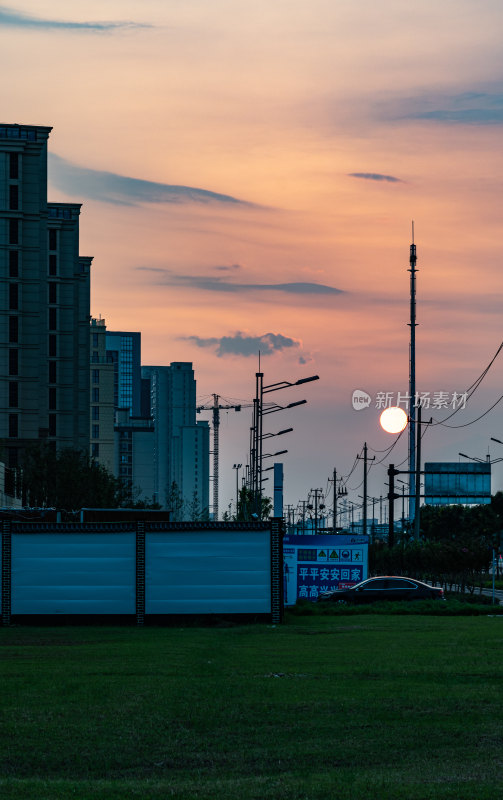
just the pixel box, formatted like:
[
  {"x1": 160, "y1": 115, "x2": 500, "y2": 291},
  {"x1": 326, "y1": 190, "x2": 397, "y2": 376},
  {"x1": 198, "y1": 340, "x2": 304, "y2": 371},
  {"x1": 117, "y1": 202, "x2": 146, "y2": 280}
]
[
  {"x1": 387, "y1": 464, "x2": 400, "y2": 547},
  {"x1": 329, "y1": 468, "x2": 337, "y2": 532},
  {"x1": 286, "y1": 504, "x2": 294, "y2": 532},
  {"x1": 357, "y1": 443, "x2": 375, "y2": 537},
  {"x1": 414, "y1": 405, "x2": 422, "y2": 540},
  {"x1": 301, "y1": 500, "x2": 307, "y2": 534},
  {"x1": 197, "y1": 394, "x2": 250, "y2": 520},
  {"x1": 233, "y1": 463, "x2": 242, "y2": 517},
  {"x1": 310, "y1": 488, "x2": 324, "y2": 534},
  {"x1": 408, "y1": 224, "x2": 418, "y2": 521}
]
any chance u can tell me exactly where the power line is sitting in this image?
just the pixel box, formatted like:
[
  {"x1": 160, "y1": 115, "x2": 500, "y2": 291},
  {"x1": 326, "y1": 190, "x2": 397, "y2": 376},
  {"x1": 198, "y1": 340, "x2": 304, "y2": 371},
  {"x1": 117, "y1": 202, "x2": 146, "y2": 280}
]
[
  {"x1": 428, "y1": 341, "x2": 503, "y2": 427},
  {"x1": 433, "y1": 393, "x2": 503, "y2": 429}
]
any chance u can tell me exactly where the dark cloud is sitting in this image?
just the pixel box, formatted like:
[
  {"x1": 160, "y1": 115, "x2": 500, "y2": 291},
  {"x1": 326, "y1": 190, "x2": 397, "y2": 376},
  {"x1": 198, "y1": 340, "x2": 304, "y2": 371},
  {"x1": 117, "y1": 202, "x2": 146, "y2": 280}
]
[
  {"x1": 0, "y1": 6, "x2": 148, "y2": 31},
  {"x1": 48, "y1": 154, "x2": 250, "y2": 207},
  {"x1": 136, "y1": 267, "x2": 343, "y2": 295},
  {"x1": 349, "y1": 173, "x2": 402, "y2": 183},
  {"x1": 182, "y1": 332, "x2": 301, "y2": 358},
  {"x1": 214, "y1": 264, "x2": 242, "y2": 272},
  {"x1": 389, "y1": 91, "x2": 503, "y2": 125}
]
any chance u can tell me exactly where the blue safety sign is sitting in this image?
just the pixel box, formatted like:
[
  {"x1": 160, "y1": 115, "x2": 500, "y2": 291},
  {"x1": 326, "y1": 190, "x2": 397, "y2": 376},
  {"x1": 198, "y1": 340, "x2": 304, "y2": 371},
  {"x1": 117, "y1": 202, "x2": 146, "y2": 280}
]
[{"x1": 282, "y1": 534, "x2": 369, "y2": 605}]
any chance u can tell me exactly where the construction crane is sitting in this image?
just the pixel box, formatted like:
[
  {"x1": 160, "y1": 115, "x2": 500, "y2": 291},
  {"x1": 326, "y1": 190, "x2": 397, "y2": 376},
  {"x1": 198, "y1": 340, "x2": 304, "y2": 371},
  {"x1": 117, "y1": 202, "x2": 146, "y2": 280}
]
[{"x1": 196, "y1": 394, "x2": 253, "y2": 520}]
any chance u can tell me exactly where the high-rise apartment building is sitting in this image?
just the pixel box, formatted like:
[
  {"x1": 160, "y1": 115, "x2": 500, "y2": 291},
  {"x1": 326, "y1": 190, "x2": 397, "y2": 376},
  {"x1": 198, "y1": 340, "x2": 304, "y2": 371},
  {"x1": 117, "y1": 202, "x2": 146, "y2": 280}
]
[
  {"x1": 105, "y1": 330, "x2": 141, "y2": 417},
  {"x1": 0, "y1": 124, "x2": 90, "y2": 468},
  {"x1": 90, "y1": 318, "x2": 115, "y2": 472},
  {"x1": 142, "y1": 363, "x2": 209, "y2": 517}
]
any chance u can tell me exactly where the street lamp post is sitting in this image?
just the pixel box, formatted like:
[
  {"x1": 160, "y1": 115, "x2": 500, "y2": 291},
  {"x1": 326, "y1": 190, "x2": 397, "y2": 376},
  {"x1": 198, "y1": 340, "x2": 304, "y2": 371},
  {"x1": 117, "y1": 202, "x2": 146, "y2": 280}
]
[{"x1": 251, "y1": 372, "x2": 319, "y2": 515}]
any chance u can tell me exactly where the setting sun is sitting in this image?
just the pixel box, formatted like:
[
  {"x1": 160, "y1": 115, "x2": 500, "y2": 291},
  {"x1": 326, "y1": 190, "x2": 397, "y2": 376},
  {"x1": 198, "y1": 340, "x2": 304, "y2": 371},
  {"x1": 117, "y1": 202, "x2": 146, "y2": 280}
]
[{"x1": 380, "y1": 406, "x2": 408, "y2": 434}]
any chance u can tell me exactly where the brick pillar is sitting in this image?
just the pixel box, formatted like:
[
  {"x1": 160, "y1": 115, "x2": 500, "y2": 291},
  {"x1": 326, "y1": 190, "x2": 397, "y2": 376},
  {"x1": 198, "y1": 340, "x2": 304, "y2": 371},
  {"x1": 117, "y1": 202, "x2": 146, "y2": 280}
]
[
  {"x1": 136, "y1": 521, "x2": 145, "y2": 626},
  {"x1": 2, "y1": 521, "x2": 12, "y2": 626},
  {"x1": 270, "y1": 517, "x2": 284, "y2": 624}
]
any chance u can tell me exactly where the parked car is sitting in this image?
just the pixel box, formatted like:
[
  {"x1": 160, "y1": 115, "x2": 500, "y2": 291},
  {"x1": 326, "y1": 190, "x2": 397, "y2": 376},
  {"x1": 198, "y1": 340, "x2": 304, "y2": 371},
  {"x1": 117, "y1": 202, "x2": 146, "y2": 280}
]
[{"x1": 317, "y1": 576, "x2": 445, "y2": 603}]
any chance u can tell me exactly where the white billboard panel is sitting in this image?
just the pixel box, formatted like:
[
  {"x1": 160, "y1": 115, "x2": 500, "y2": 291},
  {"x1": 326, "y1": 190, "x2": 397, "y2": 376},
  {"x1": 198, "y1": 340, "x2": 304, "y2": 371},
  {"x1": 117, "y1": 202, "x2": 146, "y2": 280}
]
[
  {"x1": 146, "y1": 530, "x2": 271, "y2": 614},
  {"x1": 11, "y1": 533, "x2": 136, "y2": 614}
]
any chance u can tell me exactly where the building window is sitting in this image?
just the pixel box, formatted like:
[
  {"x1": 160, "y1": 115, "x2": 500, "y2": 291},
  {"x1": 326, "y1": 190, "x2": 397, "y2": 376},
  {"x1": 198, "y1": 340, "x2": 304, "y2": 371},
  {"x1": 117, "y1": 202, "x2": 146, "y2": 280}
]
[
  {"x1": 92, "y1": 387, "x2": 99, "y2": 402},
  {"x1": 8, "y1": 382, "x2": 18, "y2": 407},
  {"x1": 9, "y1": 219, "x2": 19, "y2": 244},
  {"x1": 9, "y1": 349, "x2": 18, "y2": 376},
  {"x1": 49, "y1": 387, "x2": 57, "y2": 409},
  {"x1": 48, "y1": 282, "x2": 57, "y2": 304},
  {"x1": 8, "y1": 414, "x2": 18, "y2": 438},
  {"x1": 49, "y1": 254, "x2": 57, "y2": 275},
  {"x1": 9, "y1": 152, "x2": 19, "y2": 180},
  {"x1": 49, "y1": 308, "x2": 57, "y2": 330},
  {"x1": 92, "y1": 332, "x2": 99, "y2": 347},
  {"x1": 9, "y1": 250, "x2": 18, "y2": 277},
  {"x1": 9, "y1": 283, "x2": 18, "y2": 310},
  {"x1": 48, "y1": 229, "x2": 57, "y2": 251},
  {"x1": 9, "y1": 185, "x2": 19, "y2": 210},
  {"x1": 92, "y1": 369, "x2": 99, "y2": 384},
  {"x1": 48, "y1": 415, "x2": 56, "y2": 436},
  {"x1": 92, "y1": 425, "x2": 99, "y2": 439},
  {"x1": 9, "y1": 316, "x2": 18, "y2": 343},
  {"x1": 48, "y1": 361, "x2": 56, "y2": 383},
  {"x1": 92, "y1": 351, "x2": 99, "y2": 363},
  {"x1": 48, "y1": 335, "x2": 57, "y2": 356},
  {"x1": 91, "y1": 443, "x2": 99, "y2": 458},
  {"x1": 92, "y1": 406, "x2": 99, "y2": 420}
]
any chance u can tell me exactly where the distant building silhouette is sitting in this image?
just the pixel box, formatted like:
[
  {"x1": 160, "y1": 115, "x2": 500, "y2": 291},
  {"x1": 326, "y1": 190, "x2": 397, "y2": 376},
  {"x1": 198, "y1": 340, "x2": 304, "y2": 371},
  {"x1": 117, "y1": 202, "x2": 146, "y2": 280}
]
[{"x1": 142, "y1": 364, "x2": 210, "y2": 517}]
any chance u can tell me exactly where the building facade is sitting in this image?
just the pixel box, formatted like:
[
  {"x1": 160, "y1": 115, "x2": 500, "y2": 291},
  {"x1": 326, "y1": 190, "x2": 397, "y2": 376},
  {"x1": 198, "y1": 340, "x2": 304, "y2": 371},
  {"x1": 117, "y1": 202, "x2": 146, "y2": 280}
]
[
  {"x1": 90, "y1": 318, "x2": 115, "y2": 472},
  {"x1": 0, "y1": 124, "x2": 90, "y2": 469},
  {"x1": 142, "y1": 363, "x2": 210, "y2": 518},
  {"x1": 105, "y1": 330, "x2": 142, "y2": 418},
  {"x1": 114, "y1": 408, "x2": 156, "y2": 503}
]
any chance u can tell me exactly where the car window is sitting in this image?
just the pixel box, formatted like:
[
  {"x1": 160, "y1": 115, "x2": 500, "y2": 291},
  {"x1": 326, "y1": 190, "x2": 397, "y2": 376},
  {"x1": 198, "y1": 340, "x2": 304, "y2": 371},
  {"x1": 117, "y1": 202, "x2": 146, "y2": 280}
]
[
  {"x1": 386, "y1": 579, "x2": 417, "y2": 589},
  {"x1": 361, "y1": 579, "x2": 387, "y2": 590}
]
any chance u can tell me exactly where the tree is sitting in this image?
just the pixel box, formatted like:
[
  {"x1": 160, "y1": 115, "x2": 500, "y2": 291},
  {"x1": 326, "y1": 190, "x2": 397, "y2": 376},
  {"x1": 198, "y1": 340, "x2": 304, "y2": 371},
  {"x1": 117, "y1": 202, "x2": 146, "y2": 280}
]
[
  {"x1": 21, "y1": 444, "x2": 128, "y2": 509},
  {"x1": 166, "y1": 481, "x2": 184, "y2": 521},
  {"x1": 235, "y1": 486, "x2": 272, "y2": 521},
  {"x1": 185, "y1": 490, "x2": 209, "y2": 522}
]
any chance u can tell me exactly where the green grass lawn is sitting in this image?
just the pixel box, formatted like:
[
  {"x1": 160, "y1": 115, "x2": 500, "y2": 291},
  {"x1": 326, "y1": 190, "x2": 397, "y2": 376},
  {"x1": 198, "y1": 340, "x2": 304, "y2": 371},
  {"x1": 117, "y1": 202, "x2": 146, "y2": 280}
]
[{"x1": 1, "y1": 615, "x2": 502, "y2": 799}]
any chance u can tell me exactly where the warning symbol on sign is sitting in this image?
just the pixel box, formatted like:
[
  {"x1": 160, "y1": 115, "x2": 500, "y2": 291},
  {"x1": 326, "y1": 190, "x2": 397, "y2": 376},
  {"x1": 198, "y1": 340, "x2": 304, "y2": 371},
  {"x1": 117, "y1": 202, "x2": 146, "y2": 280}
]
[{"x1": 329, "y1": 550, "x2": 339, "y2": 560}]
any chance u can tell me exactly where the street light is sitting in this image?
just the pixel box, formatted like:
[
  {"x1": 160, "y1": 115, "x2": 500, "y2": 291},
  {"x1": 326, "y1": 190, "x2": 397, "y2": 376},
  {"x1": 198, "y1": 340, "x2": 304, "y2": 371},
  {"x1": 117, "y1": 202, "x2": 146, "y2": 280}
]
[
  {"x1": 250, "y1": 371, "x2": 319, "y2": 514},
  {"x1": 262, "y1": 427, "x2": 293, "y2": 439},
  {"x1": 262, "y1": 400, "x2": 307, "y2": 415},
  {"x1": 459, "y1": 452, "x2": 503, "y2": 464}
]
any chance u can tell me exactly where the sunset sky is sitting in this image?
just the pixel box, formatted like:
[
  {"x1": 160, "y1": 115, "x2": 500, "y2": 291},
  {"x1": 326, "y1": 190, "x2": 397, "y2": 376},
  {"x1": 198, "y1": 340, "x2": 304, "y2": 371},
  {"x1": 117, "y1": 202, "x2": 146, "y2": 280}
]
[{"x1": 4, "y1": 1, "x2": 503, "y2": 516}]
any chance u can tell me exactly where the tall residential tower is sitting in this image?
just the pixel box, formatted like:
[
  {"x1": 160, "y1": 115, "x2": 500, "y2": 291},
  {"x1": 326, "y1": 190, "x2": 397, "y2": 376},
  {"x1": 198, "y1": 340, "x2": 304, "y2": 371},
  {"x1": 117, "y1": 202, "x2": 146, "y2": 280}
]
[{"x1": 0, "y1": 124, "x2": 90, "y2": 468}]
